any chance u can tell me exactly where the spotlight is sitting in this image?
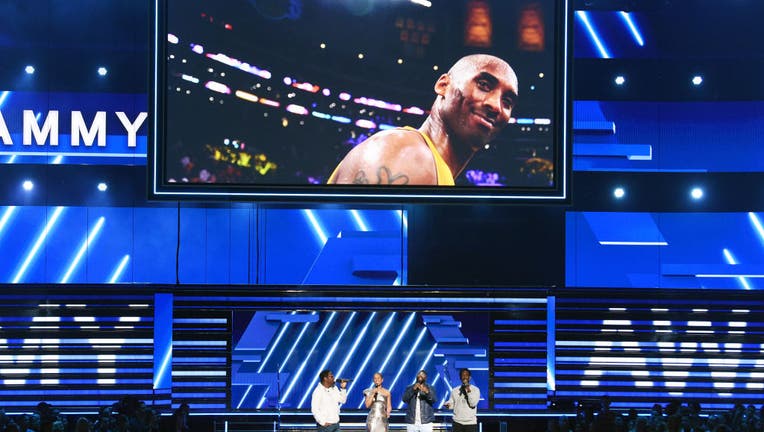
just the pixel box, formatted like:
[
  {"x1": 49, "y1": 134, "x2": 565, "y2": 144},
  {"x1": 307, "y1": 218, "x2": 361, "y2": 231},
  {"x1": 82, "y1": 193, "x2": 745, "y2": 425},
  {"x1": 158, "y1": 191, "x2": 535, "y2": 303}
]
[
  {"x1": 613, "y1": 187, "x2": 625, "y2": 199},
  {"x1": 22, "y1": 180, "x2": 34, "y2": 191},
  {"x1": 691, "y1": 187, "x2": 704, "y2": 200},
  {"x1": 97, "y1": 182, "x2": 108, "y2": 192},
  {"x1": 397, "y1": 58, "x2": 403, "y2": 64},
  {"x1": 97, "y1": 67, "x2": 108, "y2": 76},
  {"x1": 283, "y1": 77, "x2": 292, "y2": 85},
  {"x1": 357, "y1": 53, "x2": 364, "y2": 59},
  {"x1": 320, "y1": 42, "x2": 326, "y2": 49},
  {"x1": 25, "y1": 65, "x2": 35, "y2": 75},
  {"x1": 614, "y1": 75, "x2": 625, "y2": 86},
  {"x1": 433, "y1": 65, "x2": 439, "y2": 71},
  {"x1": 692, "y1": 75, "x2": 703, "y2": 86}
]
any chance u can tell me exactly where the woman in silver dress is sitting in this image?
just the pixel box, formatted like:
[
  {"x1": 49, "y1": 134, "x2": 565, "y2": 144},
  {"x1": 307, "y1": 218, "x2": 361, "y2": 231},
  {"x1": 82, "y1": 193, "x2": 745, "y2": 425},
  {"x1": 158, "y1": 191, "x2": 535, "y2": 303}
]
[{"x1": 363, "y1": 372, "x2": 392, "y2": 432}]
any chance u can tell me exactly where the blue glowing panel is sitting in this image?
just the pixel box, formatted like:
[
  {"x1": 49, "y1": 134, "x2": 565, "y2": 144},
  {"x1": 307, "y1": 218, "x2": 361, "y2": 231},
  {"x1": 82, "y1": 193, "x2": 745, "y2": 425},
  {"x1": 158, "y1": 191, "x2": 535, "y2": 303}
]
[
  {"x1": 260, "y1": 208, "x2": 407, "y2": 285},
  {"x1": 567, "y1": 212, "x2": 764, "y2": 288},
  {"x1": 231, "y1": 311, "x2": 487, "y2": 411},
  {"x1": 573, "y1": 101, "x2": 764, "y2": 172}
]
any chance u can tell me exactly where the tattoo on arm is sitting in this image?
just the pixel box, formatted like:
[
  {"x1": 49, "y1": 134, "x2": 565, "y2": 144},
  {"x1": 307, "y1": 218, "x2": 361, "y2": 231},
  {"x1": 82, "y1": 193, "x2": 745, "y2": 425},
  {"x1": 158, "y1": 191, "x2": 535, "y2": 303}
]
[{"x1": 353, "y1": 167, "x2": 410, "y2": 185}]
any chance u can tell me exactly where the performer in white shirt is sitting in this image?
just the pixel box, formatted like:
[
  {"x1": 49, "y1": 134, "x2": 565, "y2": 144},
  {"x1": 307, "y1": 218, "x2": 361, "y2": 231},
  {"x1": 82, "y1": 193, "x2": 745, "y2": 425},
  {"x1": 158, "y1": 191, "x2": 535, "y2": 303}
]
[
  {"x1": 311, "y1": 369, "x2": 348, "y2": 432},
  {"x1": 444, "y1": 368, "x2": 480, "y2": 432}
]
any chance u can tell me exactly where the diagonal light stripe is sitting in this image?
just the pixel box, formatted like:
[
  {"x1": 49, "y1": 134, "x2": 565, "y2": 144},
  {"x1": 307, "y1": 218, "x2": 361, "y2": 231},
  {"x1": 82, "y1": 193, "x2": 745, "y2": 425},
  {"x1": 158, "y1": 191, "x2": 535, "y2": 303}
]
[
  {"x1": 0, "y1": 91, "x2": 10, "y2": 108},
  {"x1": 298, "y1": 312, "x2": 357, "y2": 408},
  {"x1": 153, "y1": 345, "x2": 173, "y2": 389},
  {"x1": 749, "y1": 212, "x2": 764, "y2": 244},
  {"x1": 350, "y1": 210, "x2": 369, "y2": 231},
  {"x1": 61, "y1": 217, "x2": 105, "y2": 283},
  {"x1": 280, "y1": 312, "x2": 337, "y2": 403},
  {"x1": 359, "y1": 312, "x2": 417, "y2": 408},
  {"x1": 0, "y1": 206, "x2": 17, "y2": 237},
  {"x1": 576, "y1": 11, "x2": 611, "y2": 59},
  {"x1": 239, "y1": 312, "x2": 296, "y2": 410},
  {"x1": 386, "y1": 327, "x2": 428, "y2": 393},
  {"x1": 346, "y1": 313, "x2": 397, "y2": 396},
  {"x1": 335, "y1": 312, "x2": 377, "y2": 380},
  {"x1": 108, "y1": 255, "x2": 131, "y2": 283},
  {"x1": 723, "y1": 248, "x2": 751, "y2": 290},
  {"x1": 12, "y1": 206, "x2": 65, "y2": 283},
  {"x1": 257, "y1": 311, "x2": 316, "y2": 409},
  {"x1": 619, "y1": 12, "x2": 644, "y2": 46},
  {"x1": 303, "y1": 209, "x2": 328, "y2": 245}
]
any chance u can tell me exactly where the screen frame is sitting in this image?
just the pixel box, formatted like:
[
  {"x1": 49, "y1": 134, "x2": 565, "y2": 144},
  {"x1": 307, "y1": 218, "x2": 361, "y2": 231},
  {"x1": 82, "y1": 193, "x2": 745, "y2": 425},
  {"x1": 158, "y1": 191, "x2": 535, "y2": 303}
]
[{"x1": 149, "y1": 0, "x2": 573, "y2": 203}]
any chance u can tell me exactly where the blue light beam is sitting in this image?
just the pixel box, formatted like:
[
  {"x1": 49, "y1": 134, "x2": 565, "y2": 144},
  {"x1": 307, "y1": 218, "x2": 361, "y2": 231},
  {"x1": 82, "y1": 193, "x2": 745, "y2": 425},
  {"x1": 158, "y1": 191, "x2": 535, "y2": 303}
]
[
  {"x1": 576, "y1": 11, "x2": 611, "y2": 59},
  {"x1": 61, "y1": 217, "x2": 105, "y2": 283},
  {"x1": 346, "y1": 313, "x2": 397, "y2": 396},
  {"x1": 12, "y1": 206, "x2": 65, "y2": 283},
  {"x1": 619, "y1": 12, "x2": 644, "y2": 46},
  {"x1": 297, "y1": 312, "x2": 357, "y2": 408},
  {"x1": 280, "y1": 312, "x2": 337, "y2": 404},
  {"x1": 723, "y1": 248, "x2": 752, "y2": 290},
  {"x1": 108, "y1": 255, "x2": 131, "y2": 283}
]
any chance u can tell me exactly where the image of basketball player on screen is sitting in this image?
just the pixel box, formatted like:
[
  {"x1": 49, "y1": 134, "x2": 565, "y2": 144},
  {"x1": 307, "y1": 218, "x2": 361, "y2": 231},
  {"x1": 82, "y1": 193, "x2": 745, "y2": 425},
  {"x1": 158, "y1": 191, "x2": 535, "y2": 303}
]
[{"x1": 328, "y1": 54, "x2": 518, "y2": 186}]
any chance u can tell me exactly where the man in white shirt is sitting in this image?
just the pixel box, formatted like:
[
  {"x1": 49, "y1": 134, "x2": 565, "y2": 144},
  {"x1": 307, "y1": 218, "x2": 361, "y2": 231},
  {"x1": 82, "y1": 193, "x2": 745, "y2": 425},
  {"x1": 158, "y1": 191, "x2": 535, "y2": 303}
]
[
  {"x1": 311, "y1": 369, "x2": 348, "y2": 432},
  {"x1": 444, "y1": 368, "x2": 480, "y2": 432}
]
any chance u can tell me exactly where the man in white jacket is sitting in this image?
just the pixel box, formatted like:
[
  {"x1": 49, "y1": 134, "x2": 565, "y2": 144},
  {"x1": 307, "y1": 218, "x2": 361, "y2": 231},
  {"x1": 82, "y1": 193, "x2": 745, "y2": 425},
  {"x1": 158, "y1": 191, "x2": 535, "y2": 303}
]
[{"x1": 311, "y1": 369, "x2": 348, "y2": 432}]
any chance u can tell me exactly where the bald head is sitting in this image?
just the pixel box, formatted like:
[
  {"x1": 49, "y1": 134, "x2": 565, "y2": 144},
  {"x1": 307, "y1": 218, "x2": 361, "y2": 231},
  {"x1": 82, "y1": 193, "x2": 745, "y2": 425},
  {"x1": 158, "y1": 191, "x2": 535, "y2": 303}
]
[{"x1": 447, "y1": 54, "x2": 518, "y2": 97}]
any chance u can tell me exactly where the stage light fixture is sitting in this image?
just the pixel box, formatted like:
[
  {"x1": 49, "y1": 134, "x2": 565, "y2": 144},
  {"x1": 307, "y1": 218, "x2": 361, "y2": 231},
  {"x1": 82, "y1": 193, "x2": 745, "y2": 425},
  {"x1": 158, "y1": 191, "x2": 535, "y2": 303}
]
[
  {"x1": 25, "y1": 65, "x2": 35, "y2": 75},
  {"x1": 357, "y1": 53, "x2": 364, "y2": 59},
  {"x1": 691, "y1": 187, "x2": 704, "y2": 200},
  {"x1": 614, "y1": 75, "x2": 625, "y2": 86},
  {"x1": 97, "y1": 182, "x2": 108, "y2": 192},
  {"x1": 433, "y1": 65, "x2": 439, "y2": 71},
  {"x1": 320, "y1": 43, "x2": 326, "y2": 49},
  {"x1": 97, "y1": 67, "x2": 108, "y2": 76},
  {"x1": 22, "y1": 180, "x2": 34, "y2": 191},
  {"x1": 397, "y1": 58, "x2": 403, "y2": 64},
  {"x1": 613, "y1": 187, "x2": 625, "y2": 199},
  {"x1": 692, "y1": 75, "x2": 703, "y2": 86}
]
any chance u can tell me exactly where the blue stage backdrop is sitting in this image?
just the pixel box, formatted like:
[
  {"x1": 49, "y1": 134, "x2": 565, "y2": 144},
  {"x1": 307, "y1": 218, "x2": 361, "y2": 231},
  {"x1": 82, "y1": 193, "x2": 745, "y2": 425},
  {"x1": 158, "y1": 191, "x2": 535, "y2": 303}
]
[
  {"x1": 566, "y1": 211, "x2": 764, "y2": 289},
  {"x1": 0, "y1": 205, "x2": 406, "y2": 286}
]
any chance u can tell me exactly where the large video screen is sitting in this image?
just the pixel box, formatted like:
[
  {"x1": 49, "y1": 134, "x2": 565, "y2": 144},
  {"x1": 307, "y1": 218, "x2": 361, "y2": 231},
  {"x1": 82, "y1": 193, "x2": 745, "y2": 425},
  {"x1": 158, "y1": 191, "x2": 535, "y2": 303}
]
[{"x1": 151, "y1": 0, "x2": 571, "y2": 202}]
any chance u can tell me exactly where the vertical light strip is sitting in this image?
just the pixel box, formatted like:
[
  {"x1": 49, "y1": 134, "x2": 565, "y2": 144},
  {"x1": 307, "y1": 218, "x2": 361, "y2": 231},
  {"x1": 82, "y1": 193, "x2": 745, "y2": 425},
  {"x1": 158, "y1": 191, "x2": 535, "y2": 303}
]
[
  {"x1": 297, "y1": 312, "x2": 357, "y2": 408},
  {"x1": 386, "y1": 328, "x2": 429, "y2": 393},
  {"x1": 396, "y1": 209, "x2": 408, "y2": 231},
  {"x1": 576, "y1": 11, "x2": 611, "y2": 59},
  {"x1": 350, "y1": 210, "x2": 369, "y2": 231},
  {"x1": 280, "y1": 312, "x2": 337, "y2": 404},
  {"x1": 723, "y1": 248, "x2": 751, "y2": 290},
  {"x1": 303, "y1": 209, "x2": 328, "y2": 245},
  {"x1": 359, "y1": 312, "x2": 416, "y2": 408},
  {"x1": 61, "y1": 217, "x2": 105, "y2": 283},
  {"x1": 108, "y1": 254, "x2": 131, "y2": 283},
  {"x1": 346, "y1": 313, "x2": 397, "y2": 396},
  {"x1": 0, "y1": 206, "x2": 17, "y2": 236},
  {"x1": 619, "y1": 11, "x2": 644, "y2": 46},
  {"x1": 547, "y1": 295, "x2": 556, "y2": 391},
  {"x1": 749, "y1": 212, "x2": 764, "y2": 243},
  {"x1": 336, "y1": 312, "x2": 377, "y2": 379},
  {"x1": 12, "y1": 206, "x2": 65, "y2": 283}
]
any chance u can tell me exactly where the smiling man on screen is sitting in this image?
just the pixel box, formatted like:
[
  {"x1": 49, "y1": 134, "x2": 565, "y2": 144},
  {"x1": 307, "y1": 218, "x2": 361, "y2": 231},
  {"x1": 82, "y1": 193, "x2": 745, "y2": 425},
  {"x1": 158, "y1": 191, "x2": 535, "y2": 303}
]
[{"x1": 328, "y1": 54, "x2": 519, "y2": 186}]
